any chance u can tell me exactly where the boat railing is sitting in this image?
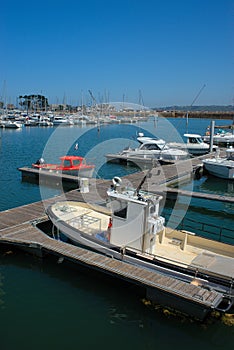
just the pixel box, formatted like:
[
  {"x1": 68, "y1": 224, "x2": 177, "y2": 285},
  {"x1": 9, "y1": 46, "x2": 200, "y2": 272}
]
[
  {"x1": 163, "y1": 213, "x2": 234, "y2": 245},
  {"x1": 67, "y1": 213, "x2": 102, "y2": 233}
]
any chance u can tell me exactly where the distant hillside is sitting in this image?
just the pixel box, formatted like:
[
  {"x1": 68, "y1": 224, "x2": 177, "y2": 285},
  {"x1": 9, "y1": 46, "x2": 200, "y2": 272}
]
[{"x1": 153, "y1": 105, "x2": 234, "y2": 112}]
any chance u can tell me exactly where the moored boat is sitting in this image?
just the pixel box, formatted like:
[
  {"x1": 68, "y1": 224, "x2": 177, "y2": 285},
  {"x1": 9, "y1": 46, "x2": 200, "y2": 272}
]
[
  {"x1": 203, "y1": 147, "x2": 234, "y2": 179},
  {"x1": 32, "y1": 155, "x2": 95, "y2": 178},
  {"x1": 105, "y1": 133, "x2": 189, "y2": 165},
  {"x1": 0, "y1": 120, "x2": 23, "y2": 128},
  {"x1": 45, "y1": 174, "x2": 234, "y2": 317},
  {"x1": 168, "y1": 133, "x2": 217, "y2": 155},
  {"x1": 203, "y1": 128, "x2": 234, "y2": 147},
  {"x1": 52, "y1": 116, "x2": 74, "y2": 125}
]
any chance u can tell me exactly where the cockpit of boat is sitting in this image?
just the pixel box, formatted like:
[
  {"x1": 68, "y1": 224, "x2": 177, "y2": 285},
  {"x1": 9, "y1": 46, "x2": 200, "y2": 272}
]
[
  {"x1": 184, "y1": 134, "x2": 204, "y2": 144},
  {"x1": 139, "y1": 141, "x2": 168, "y2": 151}
]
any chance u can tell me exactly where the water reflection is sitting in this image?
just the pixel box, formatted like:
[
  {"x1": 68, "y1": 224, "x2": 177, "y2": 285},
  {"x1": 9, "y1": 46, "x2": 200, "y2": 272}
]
[{"x1": 199, "y1": 176, "x2": 234, "y2": 196}]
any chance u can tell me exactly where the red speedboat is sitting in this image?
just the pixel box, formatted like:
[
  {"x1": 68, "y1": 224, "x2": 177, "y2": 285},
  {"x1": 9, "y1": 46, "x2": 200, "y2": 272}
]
[{"x1": 32, "y1": 155, "x2": 95, "y2": 178}]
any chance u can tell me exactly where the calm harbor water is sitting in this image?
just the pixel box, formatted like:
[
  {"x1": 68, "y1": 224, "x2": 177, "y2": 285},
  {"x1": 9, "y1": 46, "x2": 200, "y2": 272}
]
[{"x1": 0, "y1": 117, "x2": 233, "y2": 349}]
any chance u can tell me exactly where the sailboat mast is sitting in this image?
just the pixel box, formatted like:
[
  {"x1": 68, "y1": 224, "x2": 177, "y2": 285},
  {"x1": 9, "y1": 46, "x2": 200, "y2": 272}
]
[{"x1": 186, "y1": 83, "x2": 206, "y2": 133}]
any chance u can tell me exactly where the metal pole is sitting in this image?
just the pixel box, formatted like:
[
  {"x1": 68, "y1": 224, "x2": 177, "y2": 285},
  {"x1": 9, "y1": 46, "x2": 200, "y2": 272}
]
[{"x1": 209, "y1": 120, "x2": 215, "y2": 152}]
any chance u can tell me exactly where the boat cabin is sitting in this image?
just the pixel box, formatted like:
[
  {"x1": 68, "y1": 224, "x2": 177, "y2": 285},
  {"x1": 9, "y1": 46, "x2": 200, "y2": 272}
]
[
  {"x1": 137, "y1": 134, "x2": 167, "y2": 151},
  {"x1": 184, "y1": 133, "x2": 206, "y2": 145},
  {"x1": 59, "y1": 156, "x2": 85, "y2": 169},
  {"x1": 138, "y1": 140, "x2": 168, "y2": 151},
  {"x1": 106, "y1": 185, "x2": 165, "y2": 254}
]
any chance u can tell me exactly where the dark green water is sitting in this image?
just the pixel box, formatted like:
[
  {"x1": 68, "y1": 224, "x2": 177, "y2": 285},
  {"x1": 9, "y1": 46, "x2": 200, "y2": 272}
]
[{"x1": 0, "y1": 118, "x2": 233, "y2": 348}]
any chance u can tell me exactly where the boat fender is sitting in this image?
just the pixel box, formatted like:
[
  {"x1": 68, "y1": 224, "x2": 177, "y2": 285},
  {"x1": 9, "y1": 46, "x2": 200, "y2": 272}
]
[{"x1": 107, "y1": 218, "x2": 112, "y2": 240}]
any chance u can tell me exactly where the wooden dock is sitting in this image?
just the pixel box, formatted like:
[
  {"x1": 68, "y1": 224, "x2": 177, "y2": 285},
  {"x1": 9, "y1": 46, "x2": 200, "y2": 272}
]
[
  {"x1": 161, "y1": 188, "x2": 234, "y2": 203},
  {"x1": 1, "y1": 154, "x2": 233, "y2": 319},
  {"x1": 18, "y1": 152, "x2": 205, "y2": 191}
]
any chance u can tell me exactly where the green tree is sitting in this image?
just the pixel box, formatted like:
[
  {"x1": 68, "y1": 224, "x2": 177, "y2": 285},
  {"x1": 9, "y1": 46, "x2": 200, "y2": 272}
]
[{"x1": 19, "y1": 94, "x2": 49, "y2": 111}]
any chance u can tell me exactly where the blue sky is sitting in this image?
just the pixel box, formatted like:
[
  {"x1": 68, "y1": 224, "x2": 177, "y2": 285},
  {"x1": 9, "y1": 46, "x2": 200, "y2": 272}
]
[{"x1": 1, "y1": 0, "x2": 233, "y2": 108}]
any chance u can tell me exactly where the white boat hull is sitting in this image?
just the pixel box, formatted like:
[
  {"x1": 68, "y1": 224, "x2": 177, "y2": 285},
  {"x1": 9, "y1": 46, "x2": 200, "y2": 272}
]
[
  {"x1": 203, "y1": 134, "x2": 234, "y2": 146},
  {"x1": 203, "y1": 160, "x2": 234, "y2": 179},
  {"x1": 204, "y1": 162, "x2": 234, "y2": 180},
  {"x1": 121, "y1": 149, "x2": 188, "y2": 161},
  {"x1": 168, "y1": 143, "x2": 210, "y2": 155}
]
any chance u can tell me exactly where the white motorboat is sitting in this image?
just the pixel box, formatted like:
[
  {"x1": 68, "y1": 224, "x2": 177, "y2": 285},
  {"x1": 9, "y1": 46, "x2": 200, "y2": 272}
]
[
  {"x1": 168, "y1": 133, "x2": 217, "y2": 155},
  {"x1": 52, "y1": 116, "x2": 74, "y2": 126},
  {"x1": 203, "y1": 129, "x2": 234, "y2": 146},
  {"x1": 38, "y1": 116, "x2": 53, "y2": 126},
  {"x1": 107, "y1": 133, "x2": 189, "y2": 163},
  {"x1": 0, "y1": 120, "x2": 23, "y2": 128},
  {"x1": 45, "y1": 174, "x2": 233, "y2": 318},
  {"x1": 24, "y1": 118, "x2": 38, "y2": 126},
  {"x1": 202, "y1": 147, "x2": 234, "y2": 179}
]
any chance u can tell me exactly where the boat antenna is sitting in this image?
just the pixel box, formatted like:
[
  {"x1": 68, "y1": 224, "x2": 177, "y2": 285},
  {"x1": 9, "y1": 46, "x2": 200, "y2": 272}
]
[
  {"x1": 134, "y1": 169, "x2": 152, "y2": 196},
  {"x1": 186, "y1": 83, "x2": 206, "y2": 133}
]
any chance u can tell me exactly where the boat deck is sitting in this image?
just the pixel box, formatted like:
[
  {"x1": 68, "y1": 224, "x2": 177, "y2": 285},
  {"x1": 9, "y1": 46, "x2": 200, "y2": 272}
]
[{"x1": 152, "y1": 229, "x2": 234, "y2": 280}]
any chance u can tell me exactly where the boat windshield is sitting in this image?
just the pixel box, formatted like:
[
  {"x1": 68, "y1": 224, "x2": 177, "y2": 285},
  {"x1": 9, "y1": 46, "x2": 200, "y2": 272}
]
[
  {"x1": 140, "y1": 142, "x2": 168, "y2": 151},
  {"x1": 196, "y1": 137, "x2": 203, "y2": 144},
  {"x1": 188, "y1": 137, "x2": 199, "y2": 144},
  {"x1": 62, "y1": 159, "x2": 72, "y2": 167},
  {"x1": 111, "y1": 199, "x2": 128, "y2": 219},
  {"x1": 72, "y1": 159, "x2": 82, "y2": 166}
]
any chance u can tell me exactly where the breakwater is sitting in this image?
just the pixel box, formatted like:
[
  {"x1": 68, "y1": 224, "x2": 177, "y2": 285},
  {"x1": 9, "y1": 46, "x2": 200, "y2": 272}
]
[{"x1": 158, "y1": 111, "x2": 234, "y2": 120}]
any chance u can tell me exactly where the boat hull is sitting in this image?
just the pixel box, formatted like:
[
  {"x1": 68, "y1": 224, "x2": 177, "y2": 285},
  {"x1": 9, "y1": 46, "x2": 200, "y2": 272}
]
[
  {"x1": 203, "y1": 161, "x2": 234, "y2": 179},
  {"x1": 35, "y1": 167, "x2": 94, "y2": 178},
  {"x1": 168, "y1": 143, "x2": 211, "y2": 155},
  {"x1": 121, "y1": 150, "x2": 188, "y2": 161},
  {"x1": 203, "y1": 135, "x2": 234, "y2": 146},
  {"x1": 62, "y1": 167, "x2": 94, "y2": 178}
]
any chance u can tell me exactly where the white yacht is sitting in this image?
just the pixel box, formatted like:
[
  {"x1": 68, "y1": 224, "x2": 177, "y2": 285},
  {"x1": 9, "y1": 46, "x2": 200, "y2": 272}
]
[
  {"x1": 119, "y1": 133, "x2": 189, "y2": 162},
  {"x1": 52, "y1": 115, "x2": 74, "y2": 126}
]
